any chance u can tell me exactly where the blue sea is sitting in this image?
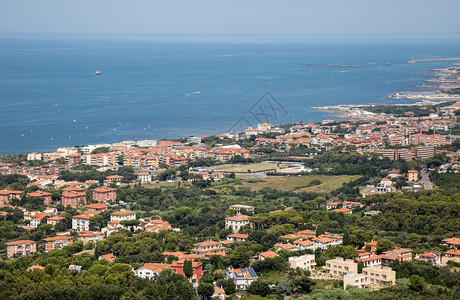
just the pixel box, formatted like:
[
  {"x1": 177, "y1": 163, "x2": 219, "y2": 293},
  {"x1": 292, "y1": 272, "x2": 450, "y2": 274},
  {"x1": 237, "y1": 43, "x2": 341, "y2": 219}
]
[{"x1": 1, "y1": 34, "x2": 460, "y2": 155}]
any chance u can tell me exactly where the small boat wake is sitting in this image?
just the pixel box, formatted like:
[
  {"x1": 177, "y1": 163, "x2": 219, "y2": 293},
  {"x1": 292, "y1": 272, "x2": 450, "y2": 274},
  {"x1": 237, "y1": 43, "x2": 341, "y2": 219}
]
[{"x1": 186, "y1": 91, "x2": 200, "y2": 96}]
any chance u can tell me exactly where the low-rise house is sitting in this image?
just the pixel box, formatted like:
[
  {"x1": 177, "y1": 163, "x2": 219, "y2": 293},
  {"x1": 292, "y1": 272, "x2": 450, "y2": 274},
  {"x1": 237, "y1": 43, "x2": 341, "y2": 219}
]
[
  {"x1": 72, "y1": 214, "x2": 91, "y2": 231},
  {"x1": 289, "y1": 254, "x2": 316, "y2": 270},
  {"x1": 344, "y1": 271, "x2": 367, "y2": 289},
  {"x1": 293, "y1": 239, "x2": 316, "y2": 250},
  {"x1": 442, "y1": 249, "x2": 460, "y2": 265},
  {"x1": 225, "y1": 214, "x2": 249, "y2": 233},
  {"x1": 381, "y1": 248, "x2": 412, "y2": 264},
  {"x1": 442, "y1": 238, "x2": 460, "y2": 249},
  {"x1": 363, "y1": 266, "x2": 396, "y2": 288},
  {"x1": 137, "y1": 263, "x2": 171, "y2": 279},
  {"x1": 226, "y1": 233, "x2": 248, "y2": 243},
  {"x1": 226, "y1": 267, "x2": 258, "y2": 290},
  {"x1": 326, "y1": 202, "x2": 340, "y2": 210},
  {"x1": 105, "y1": 175, "x2": 123, "y2": 186},
  {"x1": 274, "y1": 243, "x2": 297, "y2": 251},
  {"x1": 415, "y1": 250, "x2": 442, "y2": 266},
  {"x1": 30, "y1": 212, "x2": 48, "y2": 228},
  {"x1": 47, "y1": 216, "x2": 65, "y2": 226},
  {"x1": 6, "y1": 240, "x2": 37, "y2": 258},
  {"x1": 324, "y1": 257, "x2": 358, "y2": 278},
  {"x1": 26, "y1": 265, "x2": 45, "y2": 271},
  {"x1": 331, "y1": 207, "x2": 353, "y2": 214},
  {"x1": 213, "y1": 286, "x2": 226, "y2": 300},
  {"x1": 43, "y1": 236, "x2": 73, "y2": 252},
  {"x1": 258, "y1": 251, "x2": 279, "y2": 260},
  {"x1": 110, "y1": 210, "x2": 136, "y2": 222},
  {"x1": 357, "y1": 254, "x2": 383, "y2": 267},
  {"x1": 99, "y1": 253, "x2": 116, "y2": 263}
]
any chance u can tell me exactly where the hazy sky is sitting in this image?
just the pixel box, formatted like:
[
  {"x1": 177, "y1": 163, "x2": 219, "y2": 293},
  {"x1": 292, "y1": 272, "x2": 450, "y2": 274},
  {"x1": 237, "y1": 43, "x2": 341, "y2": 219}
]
[{"x1": 1, "y1": 0, "x2": 459, "y2": 36}]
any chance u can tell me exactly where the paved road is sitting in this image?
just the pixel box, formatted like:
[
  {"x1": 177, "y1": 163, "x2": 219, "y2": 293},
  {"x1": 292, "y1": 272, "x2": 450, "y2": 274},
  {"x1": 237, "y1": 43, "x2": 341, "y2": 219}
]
[{"x1": 420, "y1": 167, "x2": 433, "y2": 190}]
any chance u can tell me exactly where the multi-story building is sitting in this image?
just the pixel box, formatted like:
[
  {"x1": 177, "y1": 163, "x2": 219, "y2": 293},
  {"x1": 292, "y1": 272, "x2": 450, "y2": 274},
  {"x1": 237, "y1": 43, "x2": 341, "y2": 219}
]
[
  {"x1": 0, "y1": 190, "x2": 24, "y2": 206},
  {"x1": 344, "y1": 271, "x2": 367, "y2": 289},
  {"x1": 289, "y1": 254, "x2": 316, "y2": 271},
  {"x1": 110, "y1": 210, "x2": 136, "y2": 222},
  {"x1": 72, "y1": 214, "x2": 91, "y2": 231},
  {"x1": 62, "y1": 187, "x2": 87, "y2": 208},
  {"x1": 408, "y1": 170, "x2": 418, "y2": 181},
  {"x1": 410, "y1": 134, "x2": 445, "y2": 147},
  {"x1": 362, "y1": 266, "x2": 396, "y2": 288},
  {"x1": 93, "y1": 186, "x2": 117, "y2": 203},
  {"x1": 66, "y1": 154, "x2": 81, "y2": 165},
  {"x1": 171, "y1": 259, "x2": 203, "y2": 284},
  {"x1": 324, "y1": 257, "x2": 358, "y2": 277},
  {"x1": 30, "y1": 212, "x2": 48, "y2": 228},
  {"x1": 5, "y1": 240, "x2": 37, "y2": 258},
  {"x1": 43, "y1": 236, "x2": 73, "y2": 252},
  {"x1": 85, "y1": 203, "x2": 107, "y2": 212},
  {"x1": 78, "y1": 231, "x2": 104, "y2": 244},
  {"x1": 225, "y1": 214, "x2": 249, "y2": 233},
  {"x1": 137, "y1": 172, "x2": 152, "y2": 184},
  {"x1": 413, "y1": 145, "x2": 435, "y2": 159},
  {"x1": 191, "y1": 241, "x2": 227, "y2": 256},
  {"x1": 28, "y1": 190, "x2": 53, "y2": 206}
]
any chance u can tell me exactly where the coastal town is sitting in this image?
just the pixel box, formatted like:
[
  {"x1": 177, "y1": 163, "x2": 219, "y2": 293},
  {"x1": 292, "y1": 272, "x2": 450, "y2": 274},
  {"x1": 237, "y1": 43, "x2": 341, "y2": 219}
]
[{"x1": 0, "y1": 90, "x2": 459, "y2": 298}]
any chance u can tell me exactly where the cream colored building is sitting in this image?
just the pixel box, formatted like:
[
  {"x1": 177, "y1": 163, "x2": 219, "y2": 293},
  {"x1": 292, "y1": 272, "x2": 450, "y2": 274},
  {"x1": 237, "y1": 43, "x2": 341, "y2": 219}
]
[
  {"x1": 324, "y1": 257, "x2": 357, "y2": 277},
  {"x1": 344, "y1": 271, "x2": 367, "y2": 289},
  {"x1": 363, "y1": 266, "x2": 395, "y2": 288},
  {"x1": 225, "y1": 214, "x2": 249, "y2": 233},
  {"x1": 289, "y1": 254, "x2": 316, "y2": 271},
  {"x1": 110, "y1": 210, "x2": 136, "y2": 222}
]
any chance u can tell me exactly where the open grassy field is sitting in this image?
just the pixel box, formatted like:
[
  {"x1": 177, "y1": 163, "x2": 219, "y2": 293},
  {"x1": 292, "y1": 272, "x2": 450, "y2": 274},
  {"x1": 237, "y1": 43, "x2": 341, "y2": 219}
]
[
  {"x1": 209, "y1": 162, "x2": 286, "y2": 173},
  {"x1": 236, "y1": 175, "x2": 362, "y2": 193}
]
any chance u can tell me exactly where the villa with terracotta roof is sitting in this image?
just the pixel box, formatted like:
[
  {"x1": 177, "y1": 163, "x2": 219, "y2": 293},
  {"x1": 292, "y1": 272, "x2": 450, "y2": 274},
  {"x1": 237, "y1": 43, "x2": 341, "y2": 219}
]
[
  {"x1": 225, "y1": 214, "x2": 249, "y2": 233},
  {"x1": 331, "y1": 207, "x2": 353, "y2": 214},
  {"x1": 47, "y1": 216, "x2": 65, "y2": 226},
  {"x1": 30, "y1": 212, "x2": 48, "y2": 228},
  {"x1": 381, "y1": 248, "x2": 413, "y2": 264},
  {"x1": 6, "y1": 240, "x2": 37, "y2": 258},
  {"x1": 415, "y1": 250, "x2": 442, "y2": 266},
  {"x1": 274, "y1": 243, "x2": 297, "y2": 251},
  {"x1": 105, "y1": 175, "x2": 124, "y2": 186},
  {"x1": 99, "y1": 253, "x2": 117, "y2": 263},
  {"x1": 442, "y1": 237, "x2": 460, "y2": 249},
  {"x1": 93, "y1": 186, "x2": 117, "y2": 203},
  {"x1": 137, "y1": 263, "x2": 171, "y2": 279},
  {"x1": 43, "y1": 236, "x2": 73, "y2": 252},
  {"x1": 258, "y1": 250, "x2": 279, "y2": 260},
  {"x1": 110, "y1": 210, "x2": 136, "y2": 222},
  {"x1": 191, "y1": 241, "x2": 227, "y2": 256},
  {"x1": 226, "y1": 233, "x2": 248, "y2": 243}
]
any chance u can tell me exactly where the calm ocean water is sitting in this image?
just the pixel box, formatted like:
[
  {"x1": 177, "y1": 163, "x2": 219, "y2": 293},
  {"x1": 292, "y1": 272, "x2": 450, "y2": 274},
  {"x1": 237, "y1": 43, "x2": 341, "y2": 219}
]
[{"x1": 1, "y1": 36, "x2": 460, "y2": 155}]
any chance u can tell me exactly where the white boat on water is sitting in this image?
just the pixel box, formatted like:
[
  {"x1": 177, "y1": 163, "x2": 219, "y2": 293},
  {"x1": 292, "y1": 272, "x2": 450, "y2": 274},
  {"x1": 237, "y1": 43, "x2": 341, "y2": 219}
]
[{"x1": 95, "y1": 70, "x2": 102, "y2": 75}]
